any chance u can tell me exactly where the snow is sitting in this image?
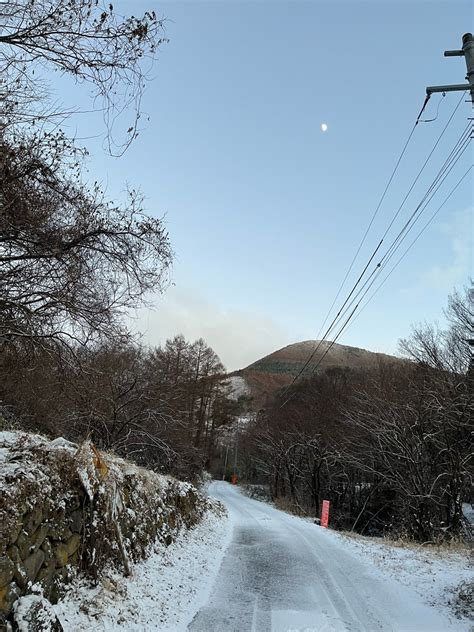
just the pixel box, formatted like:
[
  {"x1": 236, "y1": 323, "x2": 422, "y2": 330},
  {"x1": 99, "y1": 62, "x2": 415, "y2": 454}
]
[
  {"x1": 463, "y1": 503, "x2": 474, "y2": 525},
  {"x1": 0, "y1": 432, "x2": 52, "y2": 500},
  {"x1": 0, "y1": 447, "x2": 9, "y2": 461},
  {"x1": 54, "y1": 506, "x2": 231, "y2": 631},
  {"x1": 48, "y1": 437, "x2": 78, "y2": 452},
  {"x1": 14, "y1": 594, "x2": 60, "y2": 632},
  {"x1": 49, "y1": 480, "x2": 473, "y2": 631},
  {"x1": 189, "y1": 482, "x2": 473, "y2": 631},
  {"x1": 0, "y1": 430, "x2": 22, "y2": 446},
  {"x1": 319, "y1": 529, "x2": 473, "y2": 625},
  {"x1": 227, "y1": 375, "x2": 250, "y2": 400},
  {"x1": 13, "y1": 595, "x2": 38, "y2": 632}
]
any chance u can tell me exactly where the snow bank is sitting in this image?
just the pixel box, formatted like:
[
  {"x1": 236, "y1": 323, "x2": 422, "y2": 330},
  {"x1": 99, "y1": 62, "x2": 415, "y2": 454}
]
[
  {"x1": 54, "y1": 506, "x2": 230, "y2": 631},
  {"x1": 227, "y1": 375, "x2": 250, "y2": 400},
  {"x1": 0, "y1": 431, "x2": 214, "y2": 624},
  {"x1": 319, "y1": 528, "x2": 474, "y2": 623}
]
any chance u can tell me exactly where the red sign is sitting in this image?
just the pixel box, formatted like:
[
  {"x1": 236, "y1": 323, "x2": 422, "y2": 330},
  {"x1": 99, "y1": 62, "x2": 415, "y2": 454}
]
[{"x1": 321, "y1": 500, "x2": 330, "y2": 528}]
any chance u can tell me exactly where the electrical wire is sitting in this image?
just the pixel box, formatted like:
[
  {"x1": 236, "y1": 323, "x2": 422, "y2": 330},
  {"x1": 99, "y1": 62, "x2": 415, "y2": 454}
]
[
  {"x1": 313, "y1": 93, "x2": 465, "y2": 348},
  {"x1": 295, "y1": 158, "x2": 471, "y2": 397},
  {"x1": 280, "y1": 94, "x2": 467, "y2": 403},
  {"x1": 380, "y1": 124, "x2": 472, "y2": 264},
  {"x1": 380, "y1": 100, "x2": 469, "y2": 241},
  {"x1": 313, "y1": 119, "x2": 418, "y2": 344},
  {"x1": 279, "y1": 107, "x2": 471, "y2": 408},
  {"x1": 303, "y1": 132, "x2": 472, "y2": 380},
  {"x1": 418, "y1": 92, "x2": 446, "y2": 123},
  {"x1": 344, "y1": 165, "x2": 473, "y2": 332},
  {"x1": 320, "y1": 125, "x2": 472, "y2": 339}
]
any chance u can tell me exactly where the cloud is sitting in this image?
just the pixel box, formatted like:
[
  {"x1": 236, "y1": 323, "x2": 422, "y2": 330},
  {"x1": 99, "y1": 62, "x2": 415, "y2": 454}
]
[
  {"x1": 128, "y1": 286, "x2": 292, "y2": 371},
  {"x1": 422, "y1": 206, "x2": 472, "y2": 291}
]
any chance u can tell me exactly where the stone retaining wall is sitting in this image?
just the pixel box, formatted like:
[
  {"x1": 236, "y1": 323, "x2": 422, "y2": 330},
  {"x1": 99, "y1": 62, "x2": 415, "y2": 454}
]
[{"x1": 0, "y1": 432, "x2": 207, "y2": 627}]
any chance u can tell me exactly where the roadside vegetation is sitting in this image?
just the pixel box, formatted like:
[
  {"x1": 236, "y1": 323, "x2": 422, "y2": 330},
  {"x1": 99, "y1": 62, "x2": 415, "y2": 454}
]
[
  {"x1": 1, "y1": 1, "x2": 471, "y2": 547},
  {"x1": 237, "y1": 289, "x2": 473, "y2": 543},
  {"x1": 0, "y1": 1, "x2": 242, "y2": 481}
]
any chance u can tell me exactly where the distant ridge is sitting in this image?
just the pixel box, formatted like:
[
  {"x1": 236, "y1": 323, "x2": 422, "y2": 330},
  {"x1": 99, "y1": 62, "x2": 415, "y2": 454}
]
[{"x1": 231, "y1": 340, "x2": 401, "y2": 409}]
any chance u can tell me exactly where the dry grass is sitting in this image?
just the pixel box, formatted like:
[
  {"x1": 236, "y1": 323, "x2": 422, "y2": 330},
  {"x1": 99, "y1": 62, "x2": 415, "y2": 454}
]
[
  {"x1": 338, "y1": 529, "x2": 473, "y2": 556},
  {"x1": 448, "y1": 580, "x2": 474, "y2": 620},
  {"x1": 273, "y1": 496, "x2": 312, "y2": 518}
]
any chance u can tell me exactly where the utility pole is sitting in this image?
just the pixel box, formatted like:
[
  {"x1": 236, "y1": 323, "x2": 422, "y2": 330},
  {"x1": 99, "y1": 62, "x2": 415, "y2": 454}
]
[
  {"x1": 222, "y1": 445, "x2": 229, "y2": 480},
  {"x1": 426, "y1": 32, "x2": 474, "y2": 103},
  {"x1": 233, "y1": 432, "x2": 238, "y2": 474}
]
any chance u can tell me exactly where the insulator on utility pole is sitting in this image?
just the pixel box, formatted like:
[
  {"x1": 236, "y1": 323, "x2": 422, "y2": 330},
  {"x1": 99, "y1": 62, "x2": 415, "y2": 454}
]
[{"x1": 426, "y1": 32, "x2": 474, "y2": 103}]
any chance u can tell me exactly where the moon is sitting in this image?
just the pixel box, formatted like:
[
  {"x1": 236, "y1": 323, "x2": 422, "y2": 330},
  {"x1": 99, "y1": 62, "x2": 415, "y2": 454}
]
[{"x1": 321, "y1": 123, "x2": 328, "y2": 132}]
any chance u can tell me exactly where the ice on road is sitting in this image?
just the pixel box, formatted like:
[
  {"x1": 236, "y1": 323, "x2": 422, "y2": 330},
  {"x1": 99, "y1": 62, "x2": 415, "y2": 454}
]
[{"x1": 190, "y1": 481, "x2": 468, "y2": 632}]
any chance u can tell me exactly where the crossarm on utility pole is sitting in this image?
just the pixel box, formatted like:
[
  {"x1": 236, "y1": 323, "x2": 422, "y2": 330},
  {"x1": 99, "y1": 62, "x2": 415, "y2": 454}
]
[
  {"x1": 426, "y1": 84, "x2": 472, "y2": 95},
  {"x1": 426, "y1": 32, "x2": 474, "y2": 103}
]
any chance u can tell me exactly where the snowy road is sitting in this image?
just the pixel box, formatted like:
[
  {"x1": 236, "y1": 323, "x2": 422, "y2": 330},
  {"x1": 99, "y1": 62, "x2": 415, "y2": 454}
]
[{"x1": 189, "y1": 481, "x2": 467, "y2": 632}]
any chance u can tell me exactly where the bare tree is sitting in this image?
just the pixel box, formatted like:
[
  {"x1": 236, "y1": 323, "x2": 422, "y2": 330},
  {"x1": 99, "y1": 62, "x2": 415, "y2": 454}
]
[
  {"x1": 399, "y1": 287, "x2": 472, "y2": 374},
  {"x1": 0, "y1": 0, "x2": 167, "y2": 152},
  {"x1": 240, "y1": 294, "x2": 473, "y2": 542},
  {"x1": 0, "y1": 129, "x2": 173, "y2": 348},
  {"x1": 342, "y1": 363, "x2": 472, "y2": 541}
]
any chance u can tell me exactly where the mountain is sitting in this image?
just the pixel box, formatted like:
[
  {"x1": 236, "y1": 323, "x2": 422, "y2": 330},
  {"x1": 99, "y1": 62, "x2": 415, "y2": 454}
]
[{"x1": 230, "y1": 340, "x2": 402, "y2": 409}]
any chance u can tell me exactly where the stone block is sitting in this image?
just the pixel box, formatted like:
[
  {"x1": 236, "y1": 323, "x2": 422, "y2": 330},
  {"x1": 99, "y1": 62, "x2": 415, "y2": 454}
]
[
  {"x1": 0, "y1": 558, "x2": 14, "y2": 588},
  {"x1": 24, "y1": 508, "x2": 43, "y2": 536},
  {"x1": 15, "y1": 531, "x2": 31, "y2": 561},
  {"x1": 40, "y1": 539, "x2": 53, "y2": 563},
  {"x1": 54, "y1": 545, "x2": 68, "y2": 568},
  {"x1": 64, "y1": 534, "x2": 81, "y2": 557},
  {"x1": 12, "y1": 562, "x2": 28, "y2": 590},
  {"x1": 0, "y1": 582, "x2": 20, "y2": 615},
  {"x1": 30, "y1": 525, "x2": 49, "y2": 553},
  {"x1": 36, "y1": 564, "x2": 56, "y2": 595},
  {"x1": 48, "y1": 525, "x2": 72, "y2": 542},
  {"x1": 9, "y1": 521, "x2": 23, "y2": 545},
  {"x1": 68, "y1": 510, "x2": 83, "y2": 534},
  {"x1": 6, "y1": 546, "x2": 20, "y2": 564},
  {"x1": 36, "y1": 564, "x2": 54, "y2": 582},
  {"x1": 24, "y1": 550, "x2": 45, "y2": 583}
]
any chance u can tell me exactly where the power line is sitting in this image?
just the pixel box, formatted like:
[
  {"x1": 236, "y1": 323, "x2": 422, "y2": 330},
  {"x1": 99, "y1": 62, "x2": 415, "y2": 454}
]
[
  {"x1": 313, "y1": 115, "x2": 421, "y2": 346},
  {"x1": 323, "y1": 124, "x2": 472, "y2": 338},
  {"x1": 307, "y1": 132, "x2": 472, "y2": 373},
  {"x1": 281, "y1": 95, "x2": 467, "y2": 403},
  {"x1": 279, "y1": 112, "x2": 471, "y2": 408},
  {"x1": 380, "y1": 123, "x2": 472, "y2": 264},
  {"x1": 345, "y1": 165, "x2": 473, "y2": 332},
  {"x1": 314, "y1": 93, "x2": 466, "y2": 347},
  {"x1": 380, "y1": 96, "x2": 468, "y2": 242},
  {"x1": 297, "y1": 160, "x2": 471, "y2": 393}
]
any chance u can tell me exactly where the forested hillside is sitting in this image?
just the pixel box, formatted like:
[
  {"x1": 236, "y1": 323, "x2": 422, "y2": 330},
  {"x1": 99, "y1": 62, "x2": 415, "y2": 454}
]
[
  {"x1": 0, "y1": 1, "x2": 241, "y2": 483},
  {"x1": 234, "y1": 289, "x2": 473, "y2": 543},
  {"x1": 233, "y1": 340, "x2": 403, "y2": 409}
]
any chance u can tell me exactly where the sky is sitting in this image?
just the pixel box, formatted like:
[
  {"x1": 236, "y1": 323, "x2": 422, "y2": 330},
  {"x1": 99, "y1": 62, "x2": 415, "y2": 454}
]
[{"x1": 51, "y1": 0, "x2": 472, "y2": 371}]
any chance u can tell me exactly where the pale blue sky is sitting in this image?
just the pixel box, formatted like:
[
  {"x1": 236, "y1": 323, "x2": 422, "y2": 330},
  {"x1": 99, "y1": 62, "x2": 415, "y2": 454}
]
[{"x1": 54, "y1": 0, "x2": 472, "y2": 369}]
